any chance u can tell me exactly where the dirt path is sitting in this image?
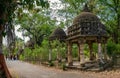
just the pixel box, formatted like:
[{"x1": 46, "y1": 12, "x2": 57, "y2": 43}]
[
  {"x1": 6, "y1": 60, "x2": 95, "y2": 78},
  {"x1": 6, "y1": 60, "x2": 120, "y2": 78}
]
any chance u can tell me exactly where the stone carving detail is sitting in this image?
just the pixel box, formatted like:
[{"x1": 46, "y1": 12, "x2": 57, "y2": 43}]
[{"x1": 67, "y1": 4, "x2": 107, "y2": 39}]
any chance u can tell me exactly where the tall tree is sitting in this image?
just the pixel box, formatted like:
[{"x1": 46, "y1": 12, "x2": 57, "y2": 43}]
[
  {"x1": 0, "y1": 0, "x2": 49, "y2": 78},
  {"x1": 98, "y1": 0, "x2": 120, "y2": 43},
  {"x1": 16, "y1": 10, "x2": 56, "y2": 45},
  {"x1": 58, "y1": 0, "x2": 98, "y2": 27}
]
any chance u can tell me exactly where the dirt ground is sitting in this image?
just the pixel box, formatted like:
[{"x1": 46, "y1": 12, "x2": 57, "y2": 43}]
[{"x1": 6, "y1": 60, "x2": 120, "y2": 78}]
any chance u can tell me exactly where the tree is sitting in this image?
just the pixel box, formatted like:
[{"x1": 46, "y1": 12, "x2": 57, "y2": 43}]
[
  {"x1": 98, "y1": 0, "x2": 120, "y2": 43},
  {"x1": 0, "y1": 0, "x2": 49, "y2": 78},
  {"x1": 16, "y1": 10, "x2": 56, "y2": 45},
  {"x1": 58, "y1": 0, "x2": 98, "y2": 27}
]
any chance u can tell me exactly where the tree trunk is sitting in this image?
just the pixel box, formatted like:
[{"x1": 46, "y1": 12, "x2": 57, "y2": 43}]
[
  {"x1": 0, "y1": 25, "x2": 12, "y2": 78},
  {"x1": 113, "y1": 0, "x2": 119, "y2": 44}
]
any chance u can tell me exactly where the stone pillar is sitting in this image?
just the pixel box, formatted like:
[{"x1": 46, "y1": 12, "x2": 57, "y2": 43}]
[
  {"x1": 80, "y1": 44, "x2": 85, "y2": 64},
  {"x1": 88, "y1": 43, "x2": 94, "y2": 61},
  {"x1": 78, "y1": 40, "x2": 85, "y2": 65},
  {"x1": 67, "y1": 42, "x2": 73, "y2": 66},
  {"x1": 98, "y1": 43, "x2": 104, "y2": 63}
]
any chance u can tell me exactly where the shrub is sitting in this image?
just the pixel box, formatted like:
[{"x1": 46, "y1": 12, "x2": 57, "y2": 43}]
[
  {"x1": 115, "y1": 44, "x2": 120, "y2": 55},
  {"x1": 106, "y1": 39, "x2": 120, "y2": 65},
  {"x1": 51, "y1": 40, "x2": 66, "y2": 61},
  {"x1": 61, "y1": 63, "x2": 66, "y2": 71},
  {"x1": 107, "y1": 40, "x2": 116, "y2": 57},
  {"x1": 19, "y1": 40, "x2": 49, "y2": 62},
  {"x1": 48, "y1": 61, "x2": 54, "y2": 66}
]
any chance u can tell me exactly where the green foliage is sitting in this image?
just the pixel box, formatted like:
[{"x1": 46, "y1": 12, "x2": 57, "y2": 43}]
[
  {"x1": 51, "y1": 40, "x2": 66, "y2": 61},
  {"x1": 61, "y1": 63, "x2": 66, "y2": 71},
  {"x1": 51, "y1": 48, "x2": 57, "y2": 60},
  {"x1": 19, "y1": 48, "x2": 31, "y2": 61},
  {"x1": 1, "y1": 31, "x2": 6, "y2": 37},
  {"x1": 19, "y1": 54, "x2": 25, "y2": 61},
  {"x1": 106, "y1": 39, "x2": 120, "y2": 66},
  {"x1": 84, "y1": 44, "x2": 90, "y2": 58},
  {"x1": 72, "y1": 44, "x2": 78, "y2": 58},
  {"x1": 106, "y1": 39, "x2": 120, "y2": 58},
  {"x1": 48, "y1": 61, "x2": 54, "y2": 67},
  {"x1": 107, "y1": 40, "x2": 116, "y2": 57},
  {"x1": 3, "y1": 46, "x2": 8, "y2": 56},
  {"x1": 93, "y1": 43, "x2": 98, "y2": 54},
  {"x1": 115, "y1": 44, "x2": 120, "y2": 54},
  {"x1": 0, "y1": 0, "x2": 50, "y2": 26},
  {"x1": 20, "y1": 39, "x2": 50, "y2": 61},
  {"x1": 98, "y1": 0, "x2": 120, "y2": 43},
  {"x1": 16, "y1": 11, "x2": 56, "y2": 45},
  {"x1": 84, "y1": 50, "x2": 89, "y2": 58}
]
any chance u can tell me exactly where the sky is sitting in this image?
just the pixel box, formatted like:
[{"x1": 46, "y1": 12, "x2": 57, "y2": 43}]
[
  {"x1": 3, "y1": 25, "x2": 29, "y2": 46},
  {"x1": 15, "y1": 25, "x2": 29, "y2": 42}
]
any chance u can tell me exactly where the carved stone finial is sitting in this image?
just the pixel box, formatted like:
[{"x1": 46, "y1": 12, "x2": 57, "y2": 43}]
[{"x1": 82, "y1": 4, "x2": 90, "y2": 12}]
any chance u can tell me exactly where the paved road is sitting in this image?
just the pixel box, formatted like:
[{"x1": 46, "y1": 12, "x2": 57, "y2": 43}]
[{"x1": 6, "y1": 60, "x2": 95, "y2": 78}]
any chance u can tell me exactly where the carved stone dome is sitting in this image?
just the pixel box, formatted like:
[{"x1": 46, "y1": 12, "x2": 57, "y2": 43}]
[
  {"x1": 73, "y1": 4, "x2": 100, "y2": 24},
  {"x1": 67, "y1": 4, "x2": 108, "y2": 39},
  {"x1": 49, "y1": 27, "x2": 67, "y2": 42},
  {"x1": 73, "y1": 12, "x2": 100, "y2": 24}
]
